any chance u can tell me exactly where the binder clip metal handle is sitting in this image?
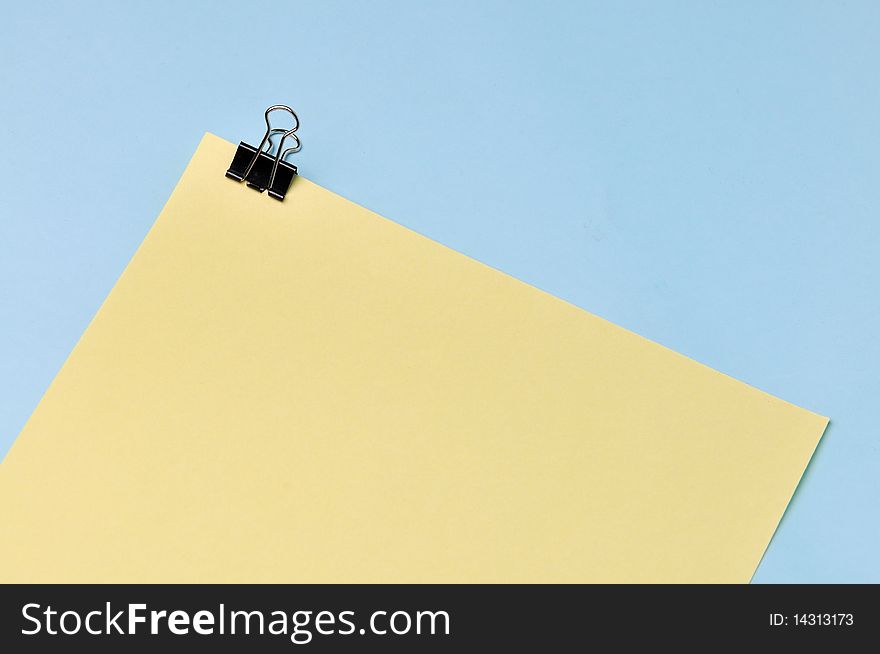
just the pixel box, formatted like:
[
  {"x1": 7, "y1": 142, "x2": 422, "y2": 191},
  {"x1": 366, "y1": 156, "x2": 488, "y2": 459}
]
[{"x1": 226, "y1": 105, "x2": 302, "y2": 201}]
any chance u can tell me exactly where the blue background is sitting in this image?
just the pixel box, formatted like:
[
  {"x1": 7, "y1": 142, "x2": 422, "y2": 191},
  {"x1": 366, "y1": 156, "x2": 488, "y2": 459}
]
[{"x1": 1, "y1": 1, "x2": 877, "y2": 582}]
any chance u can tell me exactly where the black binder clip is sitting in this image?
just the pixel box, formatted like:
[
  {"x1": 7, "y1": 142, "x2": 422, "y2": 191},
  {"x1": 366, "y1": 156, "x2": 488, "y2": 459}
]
[{"x1": 226, "y1": 105, "x2": 302, "y2": 201}]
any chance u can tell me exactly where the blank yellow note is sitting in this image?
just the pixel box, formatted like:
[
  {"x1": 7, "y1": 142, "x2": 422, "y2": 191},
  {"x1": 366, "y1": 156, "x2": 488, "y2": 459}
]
[{"x1": 0, "y1": 133, "x2": 827, "y2": 583}]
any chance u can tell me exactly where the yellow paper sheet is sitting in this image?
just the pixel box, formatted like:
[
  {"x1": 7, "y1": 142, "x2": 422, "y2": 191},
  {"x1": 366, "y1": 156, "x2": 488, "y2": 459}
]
[{"x1": 0, "y1": 133, "x2": 827, "y2": 583}]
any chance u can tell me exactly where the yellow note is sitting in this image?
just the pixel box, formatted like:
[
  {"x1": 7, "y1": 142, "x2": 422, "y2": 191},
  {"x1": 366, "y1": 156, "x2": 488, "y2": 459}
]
[{"x1": 0, "y1": 133, "x2": 827, "y2": 583}]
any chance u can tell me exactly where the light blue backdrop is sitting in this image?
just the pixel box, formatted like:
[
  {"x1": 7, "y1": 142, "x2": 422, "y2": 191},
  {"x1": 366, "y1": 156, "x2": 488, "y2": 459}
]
[{"x1": 1, "y1": 1, "x2": 877, "y2": 582}]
